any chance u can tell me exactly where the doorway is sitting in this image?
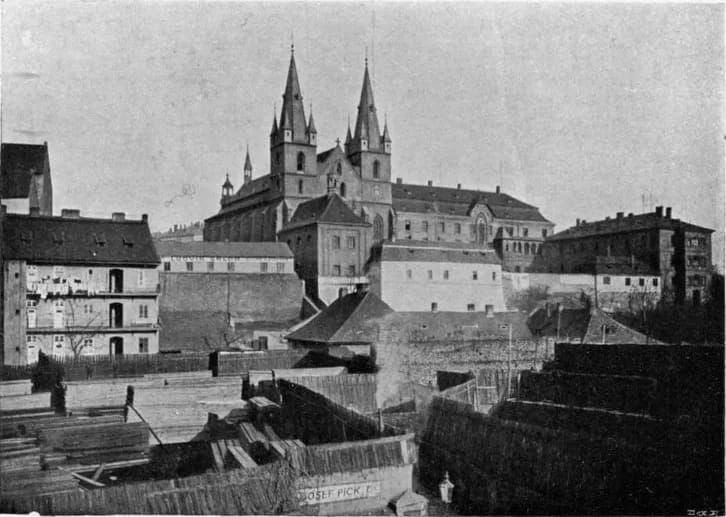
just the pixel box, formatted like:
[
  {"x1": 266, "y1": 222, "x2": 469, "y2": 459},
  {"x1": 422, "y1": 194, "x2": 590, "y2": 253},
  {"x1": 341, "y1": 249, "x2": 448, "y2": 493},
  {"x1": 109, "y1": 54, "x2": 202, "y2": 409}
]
[{"x1": 110, "y1": 337, "x2": 124, "y2": 356}]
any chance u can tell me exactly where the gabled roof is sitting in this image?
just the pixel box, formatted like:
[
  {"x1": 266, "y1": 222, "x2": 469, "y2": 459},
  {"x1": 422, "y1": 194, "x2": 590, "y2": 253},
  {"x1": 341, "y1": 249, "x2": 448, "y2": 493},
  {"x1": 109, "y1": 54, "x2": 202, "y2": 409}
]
[
  {"x1": 286, "y1": 290, "x2": 394, "y2": 344},
  {"x1": 3, "y1": 213, "x2": 160, "y2": 266},
  {"x1": 377, "y1": 240, "x2": 501, "y2": 265},
  {"x1": 285, "y1": 193, "x2": 368, "y2": 229},
  {"x1": 583, "y1": 308, "x2": 665, "y2": 345},
  {"x1": 155, "y1": 240, "x2": 293, "y2": 259},
  {"x1": 392, "y1": 182, "x2": 550, "y2": 223},
  {"x1": 1, "y1": 142, "x2": 48, "y2": 198},
  {"x1": 548, "y1": 212, "x2": 714, "y2": 241}
]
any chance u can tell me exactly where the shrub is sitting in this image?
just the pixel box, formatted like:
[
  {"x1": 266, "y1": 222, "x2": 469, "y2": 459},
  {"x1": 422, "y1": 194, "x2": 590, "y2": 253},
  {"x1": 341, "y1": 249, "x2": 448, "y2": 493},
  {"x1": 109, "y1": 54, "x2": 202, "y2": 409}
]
[{"x1": 30, "y1": 351, "x2": 64, "y2": 393}]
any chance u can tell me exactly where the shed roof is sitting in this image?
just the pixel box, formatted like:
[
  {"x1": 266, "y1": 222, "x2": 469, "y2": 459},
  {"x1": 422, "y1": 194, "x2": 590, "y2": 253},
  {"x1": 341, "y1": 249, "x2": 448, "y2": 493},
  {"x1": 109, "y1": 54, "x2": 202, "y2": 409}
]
[
  {"x1": 286, "y1": 290, "x2": 394, "y2": 344},
  {"x1": 3, "y1": 213, "x2": 159, "y2": 266},
  {"x1": 155, "y1": 240, "x2": 293, "y2": 259}
]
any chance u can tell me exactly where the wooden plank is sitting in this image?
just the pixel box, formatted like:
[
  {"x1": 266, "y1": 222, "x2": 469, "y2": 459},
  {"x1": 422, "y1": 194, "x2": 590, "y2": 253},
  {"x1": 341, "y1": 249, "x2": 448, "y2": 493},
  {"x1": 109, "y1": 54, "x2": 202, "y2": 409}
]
[
  {"x1": 210, "y1": 442, "x2": 224, "y2": 472},
  {"x1": 227, "y1": 446, "x2": 257, "y2": 469},
  {"x1": 60, "y1": 469, "x2": 106, "y2": 488}
]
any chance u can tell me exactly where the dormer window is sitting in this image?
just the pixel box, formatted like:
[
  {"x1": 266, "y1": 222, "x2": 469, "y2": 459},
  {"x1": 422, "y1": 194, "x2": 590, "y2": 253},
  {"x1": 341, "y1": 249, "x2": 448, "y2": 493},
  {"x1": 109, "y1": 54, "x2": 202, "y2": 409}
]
[
  {"x1": 52, "y1": 232, "x2": 65, "y2": 245},
  {"x1": 93, "y1": 233, "x2": 107, "y2": 246}
]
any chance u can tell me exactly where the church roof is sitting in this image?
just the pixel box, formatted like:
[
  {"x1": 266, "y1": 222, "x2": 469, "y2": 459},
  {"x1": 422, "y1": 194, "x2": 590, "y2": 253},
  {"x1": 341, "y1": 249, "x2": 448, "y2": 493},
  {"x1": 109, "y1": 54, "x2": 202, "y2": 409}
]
[
  {"x1": 3, "y1": 213, "x2": 159, "y2": 266},
  {"x1": 1, "y1": 142, "x2": 48, "y2": 198},
  {"x1": 286, "y1": 290, "x2": 394, "y2": 344},
  {"x1": 286, "y1": 193, "x2": 368, "y2": 229},
  {"x1": 353, "y1": 61, "x2": 382, "y2": 150},
  {"x1": 392, "y1": 182, "x2": 550, "y2": 223}
]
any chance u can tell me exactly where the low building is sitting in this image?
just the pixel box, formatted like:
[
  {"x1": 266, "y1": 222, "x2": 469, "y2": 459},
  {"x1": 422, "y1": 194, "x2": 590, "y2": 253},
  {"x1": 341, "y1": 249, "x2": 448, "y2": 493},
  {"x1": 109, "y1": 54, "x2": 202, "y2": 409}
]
[
  {"x1": 2, "y1": 210, "x2": 160, "y2": 364},
  {"x1": 367, "y1": 240, "x2": 506, "y2": 313},
  {"x1": 153, "y1": 221, "x2": 204, "y2": 242},
  {"x1": 1, "y1": 142, "x2": 53, "y2": 216},
  {"x1": 537, "y1": 207, "x2": 714, "y2": 305},
  {"x1": 156, "y1": 240, "x2": 302, "y2": 352}
]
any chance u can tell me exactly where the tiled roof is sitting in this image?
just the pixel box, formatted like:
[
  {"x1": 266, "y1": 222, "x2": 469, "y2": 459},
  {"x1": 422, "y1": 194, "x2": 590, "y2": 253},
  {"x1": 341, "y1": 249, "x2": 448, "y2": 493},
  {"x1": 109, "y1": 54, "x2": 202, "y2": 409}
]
[
  {"x1": 155, "y1": 240, "x2": 293, "y2": 259},
  {"x1": 1, "y1": 142, "x2": 48, "y2": 198},
  {"x1": 3, "y1": 213, "x2": 160, "y2": 266},
  {"x1": 286, "y1": 193, "x2": 368, "y2": 228},
  {"x1": 378, "y1": 240, "x2": 501, "y2": 264},
  {"x1": 548, "y1": 212, "x2": 714, "y2": 241},
  {"x1": 286, "y1": 290, "x2": 394, "y2": 344},
  {"x1": 392, "y1": 182, "x2": 550, "y2": 222}
]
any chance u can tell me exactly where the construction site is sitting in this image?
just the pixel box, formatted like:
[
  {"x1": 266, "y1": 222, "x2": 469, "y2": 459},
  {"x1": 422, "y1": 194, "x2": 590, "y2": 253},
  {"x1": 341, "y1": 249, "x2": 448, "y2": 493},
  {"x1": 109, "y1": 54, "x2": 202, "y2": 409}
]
[{"x1": 0, "y1": 343, "x2": 723, "y2": 515}]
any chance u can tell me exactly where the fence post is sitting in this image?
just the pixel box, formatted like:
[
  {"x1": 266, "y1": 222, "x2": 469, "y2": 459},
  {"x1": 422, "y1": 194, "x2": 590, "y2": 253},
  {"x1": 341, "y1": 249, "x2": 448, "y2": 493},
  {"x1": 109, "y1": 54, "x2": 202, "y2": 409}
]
[{"x1": 124, "y1": 385, "x2": 135, "y2": 423}]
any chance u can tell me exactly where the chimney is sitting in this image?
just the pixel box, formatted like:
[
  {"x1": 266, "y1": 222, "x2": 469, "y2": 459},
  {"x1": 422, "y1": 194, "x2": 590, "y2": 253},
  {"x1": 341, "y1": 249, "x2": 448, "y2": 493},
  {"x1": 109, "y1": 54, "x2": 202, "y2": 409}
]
[
  {"x1": 427, "y1": 180, "x2": 433, "y2": 187},
  {"x1": 457, "y1": 184, "x2": 461, "y2": 190},
  {"x1": 29, "y1": 207, "x2": 40, "y2": 217},
  {"x1": 112, "y1": 212, "x2": 126, "y2": 222},
  {"x1": 396, "y1": 177, "x2": 402, "y2": 184},
  {"x1": 665, "y1": 207, "x2": 671, "y2": 219},
  {"x1": 496, "y1": 185, "x2": 501, "y2": 194},
  {"x1": 576, "y1": 218, "x2": 580, "y2": 226},
  {"x1": 142, "y1": 214, "x2": 149, "y2": 223},
  {"x1": 616, "y1": 212, "x2": 624, "y2": 219},
  {"x1": 61, "y1": 208, "x2": 80, "y2": 219},
  {"x1": 628, "y1": 213, "x2": 634, "y2": 218},
  {"x1": 655, "y1": 206, "x2": 663, "y2": 217},
  {"x1": 485, "y1": 305, "x2": 494, "y2": 317}
]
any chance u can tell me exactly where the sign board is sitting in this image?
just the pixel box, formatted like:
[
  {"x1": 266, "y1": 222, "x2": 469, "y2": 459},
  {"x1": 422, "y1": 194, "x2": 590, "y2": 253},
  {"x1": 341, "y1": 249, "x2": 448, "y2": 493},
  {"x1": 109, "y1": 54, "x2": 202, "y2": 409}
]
[{"x1": 297, "y1": 481, "x2": 381, "y2": 506}]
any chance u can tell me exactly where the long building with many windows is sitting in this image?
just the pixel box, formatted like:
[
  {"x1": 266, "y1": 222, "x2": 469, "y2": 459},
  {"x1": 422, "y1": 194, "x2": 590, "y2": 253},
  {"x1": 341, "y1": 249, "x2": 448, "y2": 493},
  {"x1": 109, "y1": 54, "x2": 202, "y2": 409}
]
[{"x1": 1, "y1": 209, "x2": 160, "y2": 364}]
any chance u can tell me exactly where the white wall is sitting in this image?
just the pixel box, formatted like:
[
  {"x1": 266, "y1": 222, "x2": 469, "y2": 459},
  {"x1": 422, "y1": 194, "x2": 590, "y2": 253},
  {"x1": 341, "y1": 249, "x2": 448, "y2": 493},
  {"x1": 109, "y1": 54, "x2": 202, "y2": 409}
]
[
  {"x1": 379, "y1": 260, "x2": 505, "y2": 312},
  {"x1": 159, "y1": 255, "x2": 293, "y2": 274}
]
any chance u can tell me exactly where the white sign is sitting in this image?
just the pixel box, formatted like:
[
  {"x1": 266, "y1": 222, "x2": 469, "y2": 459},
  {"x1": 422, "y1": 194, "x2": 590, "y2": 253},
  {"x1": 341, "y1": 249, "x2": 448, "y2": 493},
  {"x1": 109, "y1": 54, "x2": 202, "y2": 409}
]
[{"x1": 297, "y1": 481, "x2": 381, "y2": 506}]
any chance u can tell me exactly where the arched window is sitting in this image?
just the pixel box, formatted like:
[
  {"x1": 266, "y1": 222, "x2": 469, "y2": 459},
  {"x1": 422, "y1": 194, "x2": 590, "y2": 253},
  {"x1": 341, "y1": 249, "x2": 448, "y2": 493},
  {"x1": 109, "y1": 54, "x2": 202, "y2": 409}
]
[
  {"x1": 373, "y1": 214, "x2": 384, "y2": 242},
  {"x1": 524, "y1": 243, "x2": 530, "y2": 254},
  {"x1": 373, "y1": 160, "x2": 380, "y2": 179},
  {"x1": 336, "y1": 162, "x2": 342, "y2": 176},
  {"x1": 340, "y1": 182, "x2": 346, "y2": 197},
  {"x1": 298, "y1": 180, "x2": 303, "y2": 194},
  {"x1": 476, "y1": 215, "x2": 488, "y2": 245},
  {"x1": 297, "y1": 152, "x2": 305, "y2": 172}
]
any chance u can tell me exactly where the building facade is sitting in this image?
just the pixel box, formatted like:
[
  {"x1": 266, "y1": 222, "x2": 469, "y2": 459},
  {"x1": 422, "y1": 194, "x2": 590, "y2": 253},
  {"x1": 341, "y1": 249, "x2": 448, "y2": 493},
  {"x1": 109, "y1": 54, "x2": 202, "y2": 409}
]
[
  {"x1": 204, "y1": 49, "x2": 553, "y2": 303},
  {"x1": 367, "y1": 241, "x2": 506, "y2": 313},
  {"x1": 2, "y1": 211, "x2": 160, "y2": 365},
  {"x1": 537, "y1": 207, "x2": 713, "y2": 305}
]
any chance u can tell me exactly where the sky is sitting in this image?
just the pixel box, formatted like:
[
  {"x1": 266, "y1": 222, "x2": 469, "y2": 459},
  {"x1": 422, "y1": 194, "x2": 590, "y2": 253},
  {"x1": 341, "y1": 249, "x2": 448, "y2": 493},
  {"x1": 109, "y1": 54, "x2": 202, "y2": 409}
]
[{"x1": 2, "y1": 1, "x2": 724, "y2": 268}]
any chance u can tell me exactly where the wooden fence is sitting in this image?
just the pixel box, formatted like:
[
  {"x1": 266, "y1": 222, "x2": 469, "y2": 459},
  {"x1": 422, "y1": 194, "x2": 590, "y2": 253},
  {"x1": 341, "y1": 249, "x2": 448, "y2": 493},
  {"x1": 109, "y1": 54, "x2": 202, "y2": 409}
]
[{"x1": 284, "y1": 374, "x2": 377, "y2": 414}]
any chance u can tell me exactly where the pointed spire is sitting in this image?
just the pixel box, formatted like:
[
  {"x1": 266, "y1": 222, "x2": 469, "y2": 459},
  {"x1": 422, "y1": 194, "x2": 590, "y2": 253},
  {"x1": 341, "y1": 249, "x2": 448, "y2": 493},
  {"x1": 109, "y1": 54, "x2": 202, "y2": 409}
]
[
  {"x1": 270, "y1": 110, "x2": 278, "y2": 136},
  {"x1": 278, "y1": 47, "x2": 307, "y2": 140},
  {"x1": 306, "y1": 103, "x2": 317, "y2": 134},
  {"x1": 353, "y1": 57, "x2": 381, "y2": 151},
  {"x1": 244, "y1": 145, "x2": 253, "y2": 172},
  {"x1": 222, "y1": 172, "x2": 233, "y2": 191},
  {"x1": 345, "y1": 114, "x2": 353, "y2": 144},
  {"x1": 382, "y1": 114, "x2": 391, "y2": 143}
]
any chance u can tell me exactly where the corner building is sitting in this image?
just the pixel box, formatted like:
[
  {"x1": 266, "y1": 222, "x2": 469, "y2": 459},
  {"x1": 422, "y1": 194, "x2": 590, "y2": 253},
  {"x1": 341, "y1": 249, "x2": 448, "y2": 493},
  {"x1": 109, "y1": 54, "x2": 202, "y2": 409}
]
[{"x1": 205, "y1": 49, "x2": 553, "y2": 304}]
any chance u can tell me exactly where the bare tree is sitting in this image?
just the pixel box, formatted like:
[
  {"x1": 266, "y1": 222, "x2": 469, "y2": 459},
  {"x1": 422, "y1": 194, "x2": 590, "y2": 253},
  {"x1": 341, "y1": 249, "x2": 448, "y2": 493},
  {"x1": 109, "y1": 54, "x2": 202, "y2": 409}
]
[{"x1": 65, "y1": 299, "x2": 103, "y2": 358}]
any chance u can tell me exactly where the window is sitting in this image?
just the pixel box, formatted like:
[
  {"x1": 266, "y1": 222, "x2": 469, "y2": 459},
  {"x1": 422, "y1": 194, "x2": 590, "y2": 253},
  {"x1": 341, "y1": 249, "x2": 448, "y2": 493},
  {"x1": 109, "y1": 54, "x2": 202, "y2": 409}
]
[
  {"x1": 260, "y1": 262, "x2": 268, "y2": 273},
  {"x1": 336, "y1": 162, "x2": 342, "y2": 176},
  {"x1": 82, "y1": 338, "x2": 94, "y2": 353},
  {"x1": 332, "y1": 236, "x2": 341, "y2": 249},
  {"x1": 472, "y1": 271, "x2": 478, "y2": 280},
  {"x1": 653, "y1": 278, "x2": 659, "y2": 287},
  {"x1": 524, "y1": 243, "x2": 530, "y2": 254},
  {"x1": 53, "y1": 335, "x2": 65, "y2": 356},
  {"x1": 427, "y1": 270, "x2": 433, "y2": 280},
  {"x1": 27, "y1": 265, "x2": 38, "y2": 281},
  {"x1": 347, "y1": 265, "x2": 356, "y2": 276},
  {"x1": 139, "y1": 305, "x2": 148, "y2": 319},
  {"x1": 137, "y1": 270, "x2": 145, "y2": 286},
  {"x1": 373, "y1": 160, "x2": 380, "y2": 179},
  {"x1": 207, "y1": 261, "x2": 214, "y2": 272},
  {"x1": 492, "y1": 271, "x2": 497, "y2": 281},
  {"x1": 638, "y1": 278, "x2": 645, "y2": 286},
  {"x1": 404, "y1": 221, "x2": 411, "y2": 231},
  {"x1": 296, "y1": 236, "x2": 302, "y2": 247},
  {"x1": 542, "y1": 229, "x2": 548, "y2": 238},
  {"x1": 298, "y1": 180, "x2": 304, "y2": 194},
  {"x1": 333, "y1": 265, "x2": 341, "y2": 276},
  {"x1": 603, "y1": 276, "x2": 611, "y2": 285},
  {"x1": 53, "y1": 266, "x2": 65, "y2": 278},
  {"x1": 422, "y1": 221, "x2": 429, "y2": 233},
  {"x1": 467, "y1": 303, "x2": 475, "y2": 312},
  {"x1": 297, "y1": 152, "x2": 305, "y2": 172},
  {"x1": 186, "y1": 262, "x2": 194, "y2": 272},
  {"x1": 373, "y1": 215, "x2": 384, "y2": 242},
  {"x1": 228, "y1": 262, "x2": 235, "y2": 272},
  {"x1": 522, "y1": 228, "x2": 529, "y2": 237},
  {"x1": 406, "y1": 269, "x2": 412, "y2": 279},
  {"x1": 455, "y1": 223, "x2": 461, "y2": 234},
  {"x1": 515, "y1": 266, "x2": 521, "y2": 273},
  {"x1": 443, "y1": 270, "x2": 449, "y2": 280},
  {"x1": 276, "y1": 262, "x2": 285, "y2": 273},
  {"x1": 439, "y1": 222, "x2": 445, "y2": 233},
  {"x1": 139, "y1": 337, "x2": 149, "y2": 354},
  {"x1": 625, "y1": 277, "x2": 631, "y2": 286},
  {"x1": 340, "y1": 182, "x2": 346, "y2": 197},
  {"x1": 163, "y1": 262, "x2": 171, "y2": 271},
  {"x1": 505, "y1": 243, "x2": 509, "y2": 252},
  {"x1": 431, "y1": 302, "x2": 438, "y2": 312},
  {"x1": 347, "y1": 237, "x2": 356, "y2": 249}
]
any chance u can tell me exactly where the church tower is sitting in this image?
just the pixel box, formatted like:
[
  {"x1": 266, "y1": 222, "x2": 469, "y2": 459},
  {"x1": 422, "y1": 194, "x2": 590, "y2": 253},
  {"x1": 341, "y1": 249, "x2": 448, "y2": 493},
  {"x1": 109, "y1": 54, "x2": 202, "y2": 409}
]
[
  {"x1": 269, "y1": 47, "x2": 317, "y2": 177},
  {"x1": 346, "y1": 59, "x2": 391, "y2": 182}
]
